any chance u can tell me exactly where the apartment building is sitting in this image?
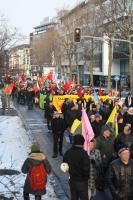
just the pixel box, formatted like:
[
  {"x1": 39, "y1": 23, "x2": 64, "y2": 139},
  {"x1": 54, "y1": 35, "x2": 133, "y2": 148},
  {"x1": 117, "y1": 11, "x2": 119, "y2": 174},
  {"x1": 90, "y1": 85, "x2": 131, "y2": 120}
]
[
  {"x1": 9, "y1": 44, "x2": 30, "y2": 75},
  {"x1": 30, "y1": 18, "x2": 58, "y2": 76}
]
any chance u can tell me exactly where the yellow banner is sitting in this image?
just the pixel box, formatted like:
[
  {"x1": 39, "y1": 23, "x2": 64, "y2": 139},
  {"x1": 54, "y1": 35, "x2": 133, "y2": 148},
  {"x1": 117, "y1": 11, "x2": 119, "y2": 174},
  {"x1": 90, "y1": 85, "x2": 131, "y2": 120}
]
[{"x1": 53, "y1": 95, "x2": 111, "y2": 112}]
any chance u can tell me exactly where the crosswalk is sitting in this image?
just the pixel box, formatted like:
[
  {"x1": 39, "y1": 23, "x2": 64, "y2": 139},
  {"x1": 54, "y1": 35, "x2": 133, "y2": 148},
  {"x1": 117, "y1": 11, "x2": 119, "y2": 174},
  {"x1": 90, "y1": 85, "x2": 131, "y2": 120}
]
[{"x1": 26, "y1": 119, "x2": 48, "y2": 134}]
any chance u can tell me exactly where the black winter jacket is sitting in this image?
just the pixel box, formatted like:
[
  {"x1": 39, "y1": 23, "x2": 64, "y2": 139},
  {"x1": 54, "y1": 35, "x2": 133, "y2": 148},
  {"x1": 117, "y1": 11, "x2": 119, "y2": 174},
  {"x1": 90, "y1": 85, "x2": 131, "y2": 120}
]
[
  {"x1": 108, "y1": 159, "x2": 133, "y2": 199},
  {"x1": 45, "y1": 105, "x2": 56, "y2": 119},
  {"x1": 51, "y1": 117, "x2": 66, "y2": 134},
  {"x1": 96, "y1": 135, "x2": 115, "y2": 162},
  {"x1": 63, "y1": 146, "x2": 90, "y2": 182},
  {"x1": 91, "y1": 121, "x2": 103, "y2": 138},
  {"x1": 26, "y1": 91, "x2": 34, "y2": 102},
  {"x1": 65, "y1": 109, "x2": 82, "y2": 127}
]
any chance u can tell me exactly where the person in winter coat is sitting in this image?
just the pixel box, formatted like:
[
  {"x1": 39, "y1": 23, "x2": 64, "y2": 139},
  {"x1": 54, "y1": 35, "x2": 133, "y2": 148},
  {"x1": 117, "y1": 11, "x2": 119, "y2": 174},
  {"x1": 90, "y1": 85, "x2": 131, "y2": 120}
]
[
  {"x1": 1, "y1": 88, "x2": 7, "y2": 115},
  {"x1": 125, "y1": 93, "x2": 133, "y2": 108},
  {"x1": 22, "y1": 144, "x2": 51, "y2": 200},
  {"x1": 102, "y1": 103, "x2": 112, "y2": 122},
  {"x1": 91, "y1": 114, "x2": 103, "y2": 138},
  {"x1": 96, "y1": 126, "x2": 115, "y2": 189},
  {"x1": 108, "y1": 145, "x2": 133, "y2": 200},
  {"x1": 65, "y1": 103, "x2": 82, "y2": 128},
  {"x1": 86, "y1": 98, "x2": 93, "y2": 114},
  {"x1": 26, "y1": 87, "x2": 35, "y2": 110},
  {"x1": 62, "y1": 135, "x2": 90, "y2": 200},
  {"x1": 45, "y1": 101, "x2": 57, "y2": 130},
  {"x1": 114, "y1": 124, "x2": 133, "y2": 153},
  {"x1": 51, "y1": 112, "x2": 66, "y2": 158},
  {"x1": 123, "y1": 107, "x2": 133, "y2": 132},
  {"x1": 117, "y1": 115, "x2": 125, "y2": 135},
  {"x1": 88, "y1": 139, "x2": 102, "y2": 200},
  {"x1": 88, "y1": 104, "x2": 97, "y2": 117},
  {"x1": 96, "y1": 126, "x2": 115, "y2": 165}
]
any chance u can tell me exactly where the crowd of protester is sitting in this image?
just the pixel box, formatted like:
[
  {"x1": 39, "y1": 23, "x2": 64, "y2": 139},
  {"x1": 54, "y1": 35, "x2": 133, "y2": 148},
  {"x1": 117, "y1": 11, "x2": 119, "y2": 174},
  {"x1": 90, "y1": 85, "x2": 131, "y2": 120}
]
[
  {"x1": 44, "y1": 88, "x2": 133, "y2": 200},
  {"x1": 1, "y1": 74, "x2": 133, "y2": 200}
]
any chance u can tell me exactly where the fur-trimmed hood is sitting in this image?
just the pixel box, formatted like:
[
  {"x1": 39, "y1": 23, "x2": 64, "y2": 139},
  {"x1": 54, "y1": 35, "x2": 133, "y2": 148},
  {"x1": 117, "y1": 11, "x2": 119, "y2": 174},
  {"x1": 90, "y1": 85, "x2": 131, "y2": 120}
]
[{"x1": 28, "y1": 153, "x2": 46, "y2": 161}]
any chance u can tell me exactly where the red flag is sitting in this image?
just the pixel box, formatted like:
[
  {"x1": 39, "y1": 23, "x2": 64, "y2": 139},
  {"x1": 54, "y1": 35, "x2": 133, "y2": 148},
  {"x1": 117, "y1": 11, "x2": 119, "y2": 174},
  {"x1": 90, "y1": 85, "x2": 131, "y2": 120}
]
[
  {"x1": 51, "y1": 88, "x2": 55, "y2": 95},
  {"x1": 21, "y1": 73, "x2": 26, "y2": 82},
  {"x1": 77, "y1": 87, "x2": 83, "y2": 97},
  {"x1": 98, "y1": 87, "x2": 103, "y2": 96},
  {"x1": 47, "y1": 71, "x2": 53, "y2": 81},
  {"x1": 63, "y1": 81, "x2": 71, "y2": 91},
  {"x1": 9, "y1": 82, "x2": 14, "y2": 94},
  {"x1": 4, "y1": 85, "x2": 9, "y2": 94},
  {"x1": 34, "y1": 84, "x2": 39, "y2": 93}
]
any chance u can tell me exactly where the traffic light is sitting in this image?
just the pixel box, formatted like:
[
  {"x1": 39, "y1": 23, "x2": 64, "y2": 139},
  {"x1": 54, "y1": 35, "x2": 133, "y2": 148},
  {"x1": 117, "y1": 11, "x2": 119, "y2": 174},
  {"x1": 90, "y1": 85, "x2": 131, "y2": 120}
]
[{"x1": 74, "y1": 28, "x2": 81, "y2": 43}]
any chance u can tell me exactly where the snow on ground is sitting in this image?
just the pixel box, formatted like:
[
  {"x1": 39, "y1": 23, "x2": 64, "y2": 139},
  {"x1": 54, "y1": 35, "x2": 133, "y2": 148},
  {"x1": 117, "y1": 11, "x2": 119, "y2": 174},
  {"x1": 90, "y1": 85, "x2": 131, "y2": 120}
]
[{"x1": 0, "y1": 116, "x2": 59, "y2": 200}]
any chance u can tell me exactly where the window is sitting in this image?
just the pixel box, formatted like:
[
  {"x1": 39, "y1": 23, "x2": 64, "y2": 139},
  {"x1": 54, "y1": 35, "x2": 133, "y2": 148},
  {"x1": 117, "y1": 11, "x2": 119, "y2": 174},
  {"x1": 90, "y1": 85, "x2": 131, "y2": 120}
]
[{"x1": 120, "y1": 59, "x2": 129, "y2": 74}]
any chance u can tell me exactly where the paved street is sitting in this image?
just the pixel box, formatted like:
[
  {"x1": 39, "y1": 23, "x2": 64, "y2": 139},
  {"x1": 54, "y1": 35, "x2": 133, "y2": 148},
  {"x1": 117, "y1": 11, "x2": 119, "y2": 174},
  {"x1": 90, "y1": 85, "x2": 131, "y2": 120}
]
[{"x1": 15, "y1": 102, "x2": 113, "y2": 200}]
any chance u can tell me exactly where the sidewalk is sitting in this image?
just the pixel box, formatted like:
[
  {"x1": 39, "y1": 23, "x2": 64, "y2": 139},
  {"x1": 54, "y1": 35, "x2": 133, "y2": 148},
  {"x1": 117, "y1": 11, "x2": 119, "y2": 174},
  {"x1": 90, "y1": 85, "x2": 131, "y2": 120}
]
[
  {"x1": 0, "y1": 104, "x2": 59, "y2": 199},
  {"x1": 15, "y1": 103, "x2": 70, "y2": 200}
]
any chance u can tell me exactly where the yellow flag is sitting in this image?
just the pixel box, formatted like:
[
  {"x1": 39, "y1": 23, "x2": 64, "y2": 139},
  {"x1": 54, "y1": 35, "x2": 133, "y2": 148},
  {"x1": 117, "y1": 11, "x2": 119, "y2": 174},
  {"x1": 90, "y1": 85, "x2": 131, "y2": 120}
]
[
  {"x1": 71, "y1": 119, "x2": 81, "y2": 135},
  {"x1": 106, "y1": 106, "x2": 118, "y2": 137},
  {"x1": 106, "y1": 106, "x2": 117, "y2": 124},
  {"x1": 115, "y1": 122, "x2": 118, "y2": 137}
]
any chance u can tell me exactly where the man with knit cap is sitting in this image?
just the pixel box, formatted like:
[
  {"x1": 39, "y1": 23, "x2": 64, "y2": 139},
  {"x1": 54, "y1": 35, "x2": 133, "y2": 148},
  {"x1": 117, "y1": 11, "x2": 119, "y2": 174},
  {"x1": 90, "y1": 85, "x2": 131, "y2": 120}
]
[
  {"x1": 22, "y1": 144, "x2": 51, "y2": 200},
  {"x1": 62, "y1": 135, "x2": 90, "y2": 200},
  {"x1": 108, "y1": 145, "x2": 133, "y2": 200}
]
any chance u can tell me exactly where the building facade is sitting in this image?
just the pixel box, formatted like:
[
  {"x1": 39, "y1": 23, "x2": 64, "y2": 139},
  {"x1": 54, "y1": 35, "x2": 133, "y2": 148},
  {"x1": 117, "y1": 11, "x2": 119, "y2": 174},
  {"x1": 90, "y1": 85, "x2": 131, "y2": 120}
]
[
  {"x1": 9, "y1": 44, "x2": 30, "y2": 75},
  {"x1": 57, "y1": 0, "x2": 131, "y2": 88},
  {"x1": 30, "y1": 18, "x2": 58, "y2": 76}
]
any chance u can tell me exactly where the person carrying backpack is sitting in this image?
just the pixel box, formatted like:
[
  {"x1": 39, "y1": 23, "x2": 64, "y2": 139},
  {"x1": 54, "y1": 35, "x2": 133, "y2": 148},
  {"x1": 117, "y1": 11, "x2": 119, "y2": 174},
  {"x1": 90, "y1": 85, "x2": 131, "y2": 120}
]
[{"x1": 22, "y1": 144, "x2": 51, "y2": 200}]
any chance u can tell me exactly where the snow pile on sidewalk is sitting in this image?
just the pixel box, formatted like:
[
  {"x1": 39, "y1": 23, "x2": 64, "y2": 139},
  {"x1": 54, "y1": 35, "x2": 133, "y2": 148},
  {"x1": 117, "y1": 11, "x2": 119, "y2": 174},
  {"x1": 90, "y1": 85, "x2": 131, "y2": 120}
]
[{"x1": 0, "y1": 116, "x2": 59, "y2": 200}]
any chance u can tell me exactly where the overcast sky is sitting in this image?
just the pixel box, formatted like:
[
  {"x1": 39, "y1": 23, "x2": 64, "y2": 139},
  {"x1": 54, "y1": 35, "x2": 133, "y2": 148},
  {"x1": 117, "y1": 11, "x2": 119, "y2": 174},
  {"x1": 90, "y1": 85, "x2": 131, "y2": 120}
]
[{"x1": 0, "y1": 0, "x2": 80, "y2": 36}]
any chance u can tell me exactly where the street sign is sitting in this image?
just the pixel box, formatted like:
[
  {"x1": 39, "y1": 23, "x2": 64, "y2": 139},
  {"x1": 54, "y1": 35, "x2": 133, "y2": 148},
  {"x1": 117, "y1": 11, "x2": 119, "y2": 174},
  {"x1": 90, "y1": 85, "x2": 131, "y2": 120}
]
[{"x1": 114, "y1": 75, "x2": 120, "y2": 81}]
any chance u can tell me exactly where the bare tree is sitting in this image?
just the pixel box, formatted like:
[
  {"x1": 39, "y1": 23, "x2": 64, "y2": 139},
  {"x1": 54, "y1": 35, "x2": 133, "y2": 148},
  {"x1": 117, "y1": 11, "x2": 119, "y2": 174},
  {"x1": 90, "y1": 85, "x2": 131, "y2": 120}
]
[
  {"x1": 99, "y1": 0, "x2": 133, "y2": 93},
  {"x1": 80, "y1": 0, "x2": 103, "y2": 87},
  {"x1": 31, "y1": 27, "x2": 60, "y2": 72},
  {"x1": 0, "y1": 15, "x2": 23, "y2": 76}
]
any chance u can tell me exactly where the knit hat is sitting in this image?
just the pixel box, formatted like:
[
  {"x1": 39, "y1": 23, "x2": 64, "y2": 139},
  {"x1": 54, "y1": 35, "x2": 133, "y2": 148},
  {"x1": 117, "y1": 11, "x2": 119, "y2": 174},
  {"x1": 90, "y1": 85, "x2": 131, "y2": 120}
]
[
  {"x1": 73, "y1": 135, "x2": 85, "y2": 146},
  {"x1": 31, "y1": 144, "x2": 40, "y2": 153}
]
